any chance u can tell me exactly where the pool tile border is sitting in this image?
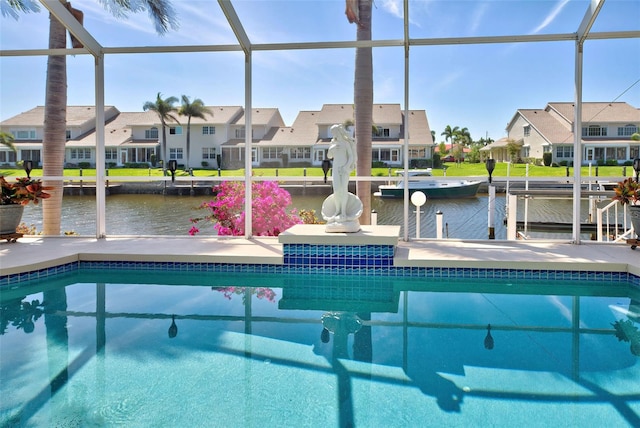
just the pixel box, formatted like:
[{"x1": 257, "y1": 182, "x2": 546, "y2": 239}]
[{"x1": 2, "y1": 260, "x2": 639, "y2": 289}]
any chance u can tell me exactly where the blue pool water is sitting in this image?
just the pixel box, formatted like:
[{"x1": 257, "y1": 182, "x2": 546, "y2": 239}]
[{"x1": 1, "y1": 268, "x2": 639, "y2": 427}]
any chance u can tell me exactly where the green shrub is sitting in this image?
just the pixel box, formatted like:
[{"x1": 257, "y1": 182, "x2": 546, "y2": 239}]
[{"x1": 543, "y1": 152, "x2": 552, "y2": 166}]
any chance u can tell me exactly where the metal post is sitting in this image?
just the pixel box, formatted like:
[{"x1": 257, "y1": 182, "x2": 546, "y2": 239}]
[
  {"x1": 371, "y1": 210, "x2": 378, "y2": 226},
  {"x1": 488, "y1": 184, "x2": 495, "y2": 239},
  {"x1": 436, "y1": 210, "x2": 443, "y2": 239}
]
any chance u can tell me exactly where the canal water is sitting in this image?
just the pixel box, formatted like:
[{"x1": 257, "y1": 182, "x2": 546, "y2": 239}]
[{"x1": 19, "y1": 193, "x2": 595, "y2": 240}]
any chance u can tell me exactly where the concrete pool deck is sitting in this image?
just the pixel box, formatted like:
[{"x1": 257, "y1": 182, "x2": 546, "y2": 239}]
[{"x1": 1, "y1": 235, "x2": 638, "y2": 277}]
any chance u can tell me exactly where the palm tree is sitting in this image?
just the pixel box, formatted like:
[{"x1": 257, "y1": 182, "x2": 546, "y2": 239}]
[
  {"x1": 349, "y1": 0, "x2": 373, "y2": 225},
  {"x1": 4, "y1": 0, "x2": 177, "y2": 235},
  {"x1": 143, "y1": 93, "x2": 180, "y2": 172},
  {"x1": 441, "y1": 125, "x2": 459, "y2": 158},
  {"x1": 0, "y1": 131, "x2": 16, "y2": 152},
  {"x1": 178, "y1": 96, "x2": 212, "y2": 170},
  {"x1": 455, "y1": 127, "x2": 472, "y2": 162}
]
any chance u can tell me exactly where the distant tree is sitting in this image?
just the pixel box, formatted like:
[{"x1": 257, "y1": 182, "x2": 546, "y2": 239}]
[
  {"x1": 441, "y1": 125, "x2": 459, "y2": 150},
  {"x1": 143, "y1": 93, "x2": 180, "y2": 172},
  {"x1": 178, "y1": 96, "x2": 212, "y2": 170}
]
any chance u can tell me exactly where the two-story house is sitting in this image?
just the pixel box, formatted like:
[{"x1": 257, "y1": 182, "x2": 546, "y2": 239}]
[
  {"x1": 486, "y1": 102, "x2": 640, "y2": 165},
  {"x1": 1, "y1": 103, "x2": 434, "y2": 169}
]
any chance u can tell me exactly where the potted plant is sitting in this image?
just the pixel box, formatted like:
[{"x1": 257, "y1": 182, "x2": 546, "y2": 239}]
[
  {"x1": 0, "y1": 176, "x2": 52, "y2": 235},
  {"x1": 612, "y1": 177, "x2": 640, "y2": 239}
]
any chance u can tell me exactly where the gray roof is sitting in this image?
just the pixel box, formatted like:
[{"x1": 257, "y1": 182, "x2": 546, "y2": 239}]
[
  {"x1": 547, "y1": 102, "x2": 640, "y2": 123},
  {"x1": 1, "y1": 105, "x2": 120, "y2": 127},
  {"x1": 518, "y1": 109, "x2": 573, "y2": 144},
  {"x1": 316, "y1": 103, "x2": 404, "y2": 125}
]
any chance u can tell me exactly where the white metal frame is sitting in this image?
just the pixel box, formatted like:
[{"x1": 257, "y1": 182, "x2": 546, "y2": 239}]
[{"x1": 2, "y1": 0, "x2": 638, "y2": 241}]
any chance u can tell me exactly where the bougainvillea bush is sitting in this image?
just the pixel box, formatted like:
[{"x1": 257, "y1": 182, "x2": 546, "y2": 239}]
[{"x1": 189, "y1": 181, "x2": 303, "y2": 236}]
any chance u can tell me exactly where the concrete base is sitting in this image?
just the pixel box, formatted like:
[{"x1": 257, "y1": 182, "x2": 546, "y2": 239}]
[{"x1": 278, "y1": 224, "x2": 400, "y2": 246}]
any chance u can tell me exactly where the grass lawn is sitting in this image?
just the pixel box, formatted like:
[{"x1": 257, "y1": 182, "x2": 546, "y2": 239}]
[{"x1": 0, "y1": 162, "x2": 634, "y2": 179}]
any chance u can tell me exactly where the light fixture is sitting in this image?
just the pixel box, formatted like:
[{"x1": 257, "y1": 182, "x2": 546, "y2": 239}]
[
  {"x1": 411, "y1": 191, "x2": 427, "y2": 239},
  {"x1": 633, "y1": 157, "x2": 640, "y2": 183},
  {"x1": 168, "y1": 160, "x2": 178, "y2": 183},
  {"x1": 321, "y1": 159, "x2": 332, "y2": 183},
  {"x1": 168, "y1": 315, "x2": 178, "y2": 338},
  {"x1": 24, "y1": 160, "x2": 33, "y2": 179},
  {"x1": 486, "y1": 158, "x2": 496, "y2": 184},
  {"x1": 484, "y1": 324, "x2": 494, "y2": 350}
]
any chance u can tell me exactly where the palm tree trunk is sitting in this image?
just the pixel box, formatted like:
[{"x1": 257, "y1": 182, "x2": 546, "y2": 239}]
[
  {"x1": 355, "y1": 0, "x2": 373, "y2": 225},
  {"x1": 42, "y1": 8, "x2": 67, "y2": 235}
]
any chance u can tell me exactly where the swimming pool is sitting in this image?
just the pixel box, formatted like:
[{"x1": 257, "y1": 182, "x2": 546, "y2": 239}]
[{"x1": 1, "y1": 266, "x2": 639, "y2": 427}]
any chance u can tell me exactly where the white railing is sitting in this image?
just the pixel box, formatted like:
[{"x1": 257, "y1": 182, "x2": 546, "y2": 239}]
[{"x1": 596, "y1": 200, "x2": 634, "y2": 242}]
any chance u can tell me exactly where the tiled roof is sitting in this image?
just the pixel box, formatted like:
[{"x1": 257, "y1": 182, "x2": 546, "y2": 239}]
[
  {"x1": 519, "y1": 109, "x2": 573, "y2": 144},
  {"x1": 547, "y1": 102, "x2": 640, "y2": 123},
  {"x1": 316, "y1": 104, "x2": 404, "y2": 125},
  {"x1": 71, "y1": 112, "x2": 144, "y2": 147},
  {"x1": 270, "y1": 111, "x2": 321, "y2": 146},
  {"x1": 233, "y1": 108, "x2": 284, "y2": 126},
  {"x1": 1, "y1": 105, "x2": 120, "y2": 127}
]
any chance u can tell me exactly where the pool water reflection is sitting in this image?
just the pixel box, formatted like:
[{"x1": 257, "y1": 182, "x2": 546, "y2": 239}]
[{"x1": 1, "y1": 271, "x2": 639, "y2": 427}]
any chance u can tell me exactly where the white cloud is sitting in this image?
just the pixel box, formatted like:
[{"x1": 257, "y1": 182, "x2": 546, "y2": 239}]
[
  {"x1": 382, "y1": 0, "x2": 403, "y2": 19},
  {"x1": 531, "y1": 0, "x2": 570, "y2": 34}
]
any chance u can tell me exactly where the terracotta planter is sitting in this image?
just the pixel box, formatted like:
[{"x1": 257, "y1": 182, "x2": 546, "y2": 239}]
[
  {"x1": 0, "y1": 204, "x2": 25, "y2": 235},
  {"x1": 630, "y1": 205, "x2": 640, "y2": 239}
]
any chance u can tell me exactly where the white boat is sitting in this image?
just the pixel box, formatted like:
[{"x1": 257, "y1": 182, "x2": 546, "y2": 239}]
[{"x1": 377, "y1": 169, "x2": 482, "y2": 199}]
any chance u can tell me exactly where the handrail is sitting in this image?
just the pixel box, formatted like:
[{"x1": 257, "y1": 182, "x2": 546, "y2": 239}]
[{"x1": 596, "y1": 200, "x2": 632, "y2": 242}]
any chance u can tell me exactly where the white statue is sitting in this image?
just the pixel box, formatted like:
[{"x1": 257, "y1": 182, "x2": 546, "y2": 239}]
[{"x1": 321, "y1": 124, "x2": 363, "y2": 233}]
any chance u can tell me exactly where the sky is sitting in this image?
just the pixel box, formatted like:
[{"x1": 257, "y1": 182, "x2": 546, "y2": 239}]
[{"x1": 1, "y1": 0, "x2": 639, "y2": 143}]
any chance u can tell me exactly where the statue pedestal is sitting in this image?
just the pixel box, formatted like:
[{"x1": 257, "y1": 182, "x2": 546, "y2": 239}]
[{"x1": 278, "y1": 224, "x2": 400, "y2": 269}]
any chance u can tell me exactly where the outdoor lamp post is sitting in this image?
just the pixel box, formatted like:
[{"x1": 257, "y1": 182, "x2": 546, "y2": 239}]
[
  {"x1": 486, "y1": 158, "x2": 496, "y2": 184},
  {"x1": 633, "y1": 157, "x2": 640, "y2": 183},
  {"x1": 23, "y1": 160, "x2": 33, "y2": 179},
  {"x1": 410, "y1": 191, "x2": 427, "y2": 239},
  {"x1": 321, "y1": 159, "x2": 332, "y2": 184},
  {"x1": 168, "y1": 160, "x2": 178, "y2": 183}
]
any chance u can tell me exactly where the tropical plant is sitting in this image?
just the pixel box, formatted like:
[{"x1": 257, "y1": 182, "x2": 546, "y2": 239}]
[
  {"x1": 348, "y1": 0, "x2": 373, "y2": 225},
  {"x1": 143, "y1": 93, "x2": 180, "y2": 172},
  {"x1": 0, "y1": 176, "x2": 52, "y2": 206},
  {"x1": 189, "y1": 181, "x2": 303, "y2": 236},
  {"x1": 178, "y1": 96, "x2": 212, "y2": 170},
  {"x1": 506, "y1": 139, "x2": 522, "y2": 163},
  {"x1": 2, "y1": 0, "x2": 177, "y2": 235},
  {"x1": 612, "y1": 177, "x2": 639, "y2": 206},
  {"x1": 0, "y1": 131, "x2": 16, "y2": 152}
]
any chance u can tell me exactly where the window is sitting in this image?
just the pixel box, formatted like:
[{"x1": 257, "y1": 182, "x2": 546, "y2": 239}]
[
  {"x1": 0, "y1": 151, "x2": 17, "y2": 162},
  {"x1": 70, "y1": 148, "x2": 91, "y2": 160},
  {"x1": 235, "y1": 128, "x2": 245, "y2": 139},
  {"x1": 66, "y1": 130, "x2": 72, "y2": 140},
  {"x1": 202, "y1": 126, "x2": 216, "y2": 135},
  {"x1": 618, "y1": 124, "x2": 638, "y2": 136},
  {"x1": 262, "y1": 147, "x2": 283, "y2": 159},
  {"x1": 169, "y1": 148, "x2": 183, "y2": 159},
  {"x1": 555, "y1": 146, "x2": 573, "y2": 158},
  {"x1": 145, "y1": 127, "x2": 159, "y2": 139},
  {"x1": 14, "y1": 130, "x2": 36, "y2": 139},
  {"x1": 105, "y1": 148, "x2": 118, "y2": 160},
  {"x1": 169, "y1": 126, "x2": 182, "y2": 135},
  {"x1": 523, "y1": 125, "x2": 530, "y2": 137},
  {"x1": 373, "y1": 127, "x2": 390, "y2": 138},
  {"x1": 290, "y1": 147, "x2": 310, "y2": 159},
  {"x1": 202, "y1": 147, "x2": 216, "y2": 159},
  {"x1": 582, "y1": 125, "x2": 607, "y2": 137},
  {"x1": 314, "y1": 149, "x2": 328, "y2": 162},
  {"x1": 631, "y1": 145, "x2": 639, "y2": 159}
]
